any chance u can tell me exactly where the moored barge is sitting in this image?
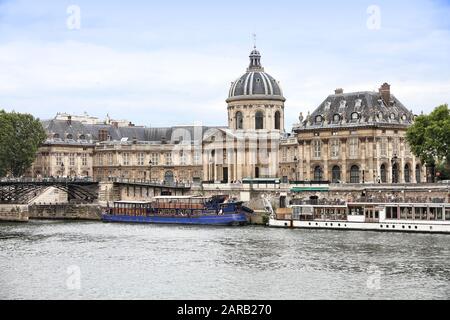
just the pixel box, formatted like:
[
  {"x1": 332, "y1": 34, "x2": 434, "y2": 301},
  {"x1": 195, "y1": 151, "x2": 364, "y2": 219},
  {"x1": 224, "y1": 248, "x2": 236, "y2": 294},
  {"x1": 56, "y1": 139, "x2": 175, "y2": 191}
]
[{"x1": 102, "y1": 195, "x2": 252, "y2": 226}]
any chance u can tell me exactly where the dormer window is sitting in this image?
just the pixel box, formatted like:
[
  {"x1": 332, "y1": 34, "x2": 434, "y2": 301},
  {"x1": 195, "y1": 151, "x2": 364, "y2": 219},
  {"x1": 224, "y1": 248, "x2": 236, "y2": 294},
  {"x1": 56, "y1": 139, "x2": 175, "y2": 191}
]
[
  {"x1": 339, "y1": 100, "x2": 347, "y2": 111},
  {"x1": 333, "y1": 114, "x2": 341, "y2": 123},
  {"x1": 351, "y1": 112, "x2": 359, "y2": 121},
  {"x1": 324, "y1": 102, "x2": 331, "y2": 111},
  {"x1": 390, "y1": 113, "x2": 396, "y2": 120},
  {"x1": 355, "y1": 99, "x2": 362, "y2": 109},
  {"x1": 66, "y1": 134, "x2": 73, "y2": 140},
  {"x1": 401, "y1": 114, "x2": 407, "y2": 121},
  {"x1": 315, "y1": 115, "x2": 323, "y2": 124}
]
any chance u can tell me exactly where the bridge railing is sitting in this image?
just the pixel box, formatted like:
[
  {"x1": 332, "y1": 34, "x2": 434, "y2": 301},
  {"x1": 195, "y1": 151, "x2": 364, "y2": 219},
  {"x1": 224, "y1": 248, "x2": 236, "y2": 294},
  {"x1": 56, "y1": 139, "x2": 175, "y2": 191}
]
[{"x1": 0, "y1": 177, "x2": 95, "y2": 183}]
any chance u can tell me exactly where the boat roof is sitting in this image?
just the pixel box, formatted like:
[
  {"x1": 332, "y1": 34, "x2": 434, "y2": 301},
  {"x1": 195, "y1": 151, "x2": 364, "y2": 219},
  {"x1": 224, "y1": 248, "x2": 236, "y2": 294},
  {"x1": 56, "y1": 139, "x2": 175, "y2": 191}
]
[
  {"x1": 113, "y1": 201, "x2": 152, "y2": 204},
  {"x1": 153, "y1": 195, "x2": 207, "y2": 200}
]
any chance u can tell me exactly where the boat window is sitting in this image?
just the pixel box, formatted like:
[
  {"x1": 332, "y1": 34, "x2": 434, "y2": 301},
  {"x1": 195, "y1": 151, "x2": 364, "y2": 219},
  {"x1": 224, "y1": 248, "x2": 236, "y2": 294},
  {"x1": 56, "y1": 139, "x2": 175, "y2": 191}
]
[{"x1": 436, "y1": 208, "x2": 443, "y2": 220}]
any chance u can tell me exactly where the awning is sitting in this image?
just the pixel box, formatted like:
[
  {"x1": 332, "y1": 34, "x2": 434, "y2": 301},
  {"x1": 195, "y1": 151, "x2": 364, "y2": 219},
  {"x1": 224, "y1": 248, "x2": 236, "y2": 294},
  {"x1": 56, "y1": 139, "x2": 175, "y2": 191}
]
[{"x1": 290, "y1": 187, "x2": 329, "y2": 192}]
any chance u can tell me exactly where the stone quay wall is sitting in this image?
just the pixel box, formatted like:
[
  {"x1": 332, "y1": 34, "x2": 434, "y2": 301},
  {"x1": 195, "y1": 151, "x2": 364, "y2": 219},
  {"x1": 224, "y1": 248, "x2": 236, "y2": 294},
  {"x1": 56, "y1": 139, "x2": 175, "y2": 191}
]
[
  {"x1": 0, "y1": 205, "x2": 29, "y2": 222},
  {"x1": 28, "y1": 204, "x2": 102, "y2": 221}
]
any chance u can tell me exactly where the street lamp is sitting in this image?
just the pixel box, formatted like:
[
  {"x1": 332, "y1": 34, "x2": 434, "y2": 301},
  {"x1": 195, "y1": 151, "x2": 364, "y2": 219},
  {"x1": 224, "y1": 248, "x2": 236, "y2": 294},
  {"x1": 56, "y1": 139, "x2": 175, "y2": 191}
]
[
  {"x1": 293, "y1": 156, "x2": 299, "y2": 182},
  {"x1": 148, "y1": 160, "x2": 153, "y2": 183},
  {"x1": 391, "y1": 155, "x2": 398, "y2": 183}
]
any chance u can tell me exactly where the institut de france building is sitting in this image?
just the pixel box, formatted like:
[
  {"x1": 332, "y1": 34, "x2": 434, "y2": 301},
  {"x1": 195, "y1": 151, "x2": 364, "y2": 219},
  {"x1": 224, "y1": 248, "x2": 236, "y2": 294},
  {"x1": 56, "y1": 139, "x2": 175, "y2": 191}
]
[{"x1": 29, "y1": 48, "x2": 427, "y2": 185}]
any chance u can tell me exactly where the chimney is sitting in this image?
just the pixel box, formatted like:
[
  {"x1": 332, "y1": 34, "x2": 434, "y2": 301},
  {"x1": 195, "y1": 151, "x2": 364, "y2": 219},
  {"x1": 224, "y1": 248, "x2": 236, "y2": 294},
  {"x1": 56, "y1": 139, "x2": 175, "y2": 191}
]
[
  {"x1": 379, "y1": 83, "x2": 391, "y2": 106},
  {"x1": 67, "y1": 115, "x2": 72, "y2": 126},
  {"x1": 335, "y1": 88, "x2": 344, "y2": 95}
]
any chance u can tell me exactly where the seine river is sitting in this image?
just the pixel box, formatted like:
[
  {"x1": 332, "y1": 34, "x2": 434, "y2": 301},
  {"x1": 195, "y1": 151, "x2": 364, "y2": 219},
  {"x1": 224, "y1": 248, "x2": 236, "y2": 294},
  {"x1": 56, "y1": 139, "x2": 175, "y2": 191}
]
[{"x1": 0, "y1": 220, "x2": 449, "y2": 300}]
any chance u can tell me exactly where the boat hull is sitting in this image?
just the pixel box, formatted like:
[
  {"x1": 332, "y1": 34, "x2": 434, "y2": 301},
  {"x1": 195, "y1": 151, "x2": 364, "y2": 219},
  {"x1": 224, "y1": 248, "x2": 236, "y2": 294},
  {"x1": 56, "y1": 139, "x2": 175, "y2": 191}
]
[{"x1": 102, "y1": 213, "x2": 248, "y2": 226}]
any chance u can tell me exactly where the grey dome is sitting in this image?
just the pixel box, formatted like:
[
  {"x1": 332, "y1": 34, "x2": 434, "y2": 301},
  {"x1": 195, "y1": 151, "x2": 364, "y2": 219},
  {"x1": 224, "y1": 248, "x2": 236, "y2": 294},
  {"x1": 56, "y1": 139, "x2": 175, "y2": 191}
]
[{"x1": 227, "y1": 48, "x2": 285, "y2": 101}]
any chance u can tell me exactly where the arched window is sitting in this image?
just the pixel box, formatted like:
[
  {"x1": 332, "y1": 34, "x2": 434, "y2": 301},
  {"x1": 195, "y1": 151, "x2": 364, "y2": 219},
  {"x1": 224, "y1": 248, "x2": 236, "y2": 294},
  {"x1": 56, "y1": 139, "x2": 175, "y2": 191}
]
[
  {"x1": 350, "y1": 165, "x2": 360, "y2": 183},
  {"x1": 274, "y1": 111, "x2": 281, "y2": 130},
  {"x1": 53, "y1": 133, "x2": 60, "y2": 139},
  {"x1": 380, "y1": 164, "x2": 387, "y2": 183},
  {"x1": 333, "y1": 114, "x2": 341, "y2": 123},
  {"x1": 255, "y1": 111, "x2": 264, "y2": 130},
  {"x1": 235, "y1": 112, "x2": 243, "y2": 130},
  {"x1": 404, "y1": 164, "x2": 411, "y2": 183},
  {"x1": 332, "y1": 166, "x2": 341, "y2": 183},
  {"x1": 392, "y1": 163, "x2": 399, "y2": 183},
  {"x1": 351, "y1": 112, "x2": 359, "y2": 122},
  {"x1": 314, "y1": 166, "x2": 323, "y2": 181},
  {"x1": 416, "y1": 164, "x2": 421, "y2": 183},
  {"x1": 66, "y1": 134, "x2": 73, "y2": 140},
  {"x1": 164, "y1": 171, "x2": 174, "y2": 184}
]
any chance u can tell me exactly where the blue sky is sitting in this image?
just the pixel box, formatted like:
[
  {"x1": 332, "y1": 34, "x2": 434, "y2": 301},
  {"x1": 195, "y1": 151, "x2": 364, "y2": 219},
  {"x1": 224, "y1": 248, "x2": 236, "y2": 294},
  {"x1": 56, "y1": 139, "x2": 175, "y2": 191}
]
[{"x1": 1, "y1": 0, "x2": 449, "y2": 128}]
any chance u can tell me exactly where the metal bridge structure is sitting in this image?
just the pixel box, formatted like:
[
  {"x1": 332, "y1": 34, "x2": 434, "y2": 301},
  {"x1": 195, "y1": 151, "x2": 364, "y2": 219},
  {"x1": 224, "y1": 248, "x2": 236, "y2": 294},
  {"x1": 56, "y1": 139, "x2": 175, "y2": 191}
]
[{"x1": 0, "y1": 179, "x2": 99, "y2": 204}]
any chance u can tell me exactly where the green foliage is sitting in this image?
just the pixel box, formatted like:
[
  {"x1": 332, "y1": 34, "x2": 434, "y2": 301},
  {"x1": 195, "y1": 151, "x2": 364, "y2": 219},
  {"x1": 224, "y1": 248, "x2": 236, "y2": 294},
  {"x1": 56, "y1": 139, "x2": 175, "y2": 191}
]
[
  {"x1": 406, "y1": 104, "x2": 450, "y2": 167},
  {"x1": 0, "y1": 110, "x2": 47, "y2": 177}
]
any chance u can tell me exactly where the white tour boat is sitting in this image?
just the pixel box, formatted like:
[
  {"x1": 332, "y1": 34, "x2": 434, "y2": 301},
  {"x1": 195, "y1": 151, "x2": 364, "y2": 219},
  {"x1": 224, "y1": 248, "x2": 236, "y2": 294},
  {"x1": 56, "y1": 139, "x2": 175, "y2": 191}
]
[{"x1": 267, "y1": 200, "x2": 450, "y2": 234}]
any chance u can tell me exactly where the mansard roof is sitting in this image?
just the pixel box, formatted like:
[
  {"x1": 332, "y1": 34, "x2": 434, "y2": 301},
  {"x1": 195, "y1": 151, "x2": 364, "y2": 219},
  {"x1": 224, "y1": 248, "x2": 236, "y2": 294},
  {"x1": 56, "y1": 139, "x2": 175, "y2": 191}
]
[
  {"x1": 295, "y1": 86, "x2": 415, "y2": 132},
  {"x1": 41, "y1": 119, "x2": 223, "y2": 145}
]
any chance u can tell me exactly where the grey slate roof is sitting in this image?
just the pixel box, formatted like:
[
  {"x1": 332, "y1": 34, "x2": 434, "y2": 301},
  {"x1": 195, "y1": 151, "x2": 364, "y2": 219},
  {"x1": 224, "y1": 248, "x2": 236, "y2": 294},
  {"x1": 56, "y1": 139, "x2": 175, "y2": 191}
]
[
  {"x1": 296, "y1": 90, "x2": 415, "y2": 130},
  {"x1": 42, "y1": 119, "x2": 224, "y2": 145}
]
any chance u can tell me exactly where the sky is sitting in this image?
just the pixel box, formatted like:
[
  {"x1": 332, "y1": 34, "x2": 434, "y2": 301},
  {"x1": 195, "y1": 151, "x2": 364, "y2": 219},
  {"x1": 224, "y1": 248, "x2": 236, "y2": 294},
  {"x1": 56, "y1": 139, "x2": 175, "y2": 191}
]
[{"x1": 0, "y1": 0, "x2": 449, "y2": 128}]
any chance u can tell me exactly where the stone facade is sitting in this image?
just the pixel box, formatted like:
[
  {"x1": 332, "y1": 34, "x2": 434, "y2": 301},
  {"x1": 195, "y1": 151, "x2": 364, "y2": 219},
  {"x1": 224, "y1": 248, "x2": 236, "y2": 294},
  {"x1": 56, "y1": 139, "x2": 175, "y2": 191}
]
[{"x1": 28, "y1": 50, "x2": 430, "y2": 186}]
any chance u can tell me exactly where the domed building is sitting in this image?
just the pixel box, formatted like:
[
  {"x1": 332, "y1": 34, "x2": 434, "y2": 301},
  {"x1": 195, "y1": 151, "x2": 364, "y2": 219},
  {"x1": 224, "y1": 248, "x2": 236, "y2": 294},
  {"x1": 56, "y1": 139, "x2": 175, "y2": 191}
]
[
  {"x1": 227, "y1": 48, "x2": 286, "y2": 131},
  {"x1": 202, "y1": 48, "x2": 286, "y2": 182}
]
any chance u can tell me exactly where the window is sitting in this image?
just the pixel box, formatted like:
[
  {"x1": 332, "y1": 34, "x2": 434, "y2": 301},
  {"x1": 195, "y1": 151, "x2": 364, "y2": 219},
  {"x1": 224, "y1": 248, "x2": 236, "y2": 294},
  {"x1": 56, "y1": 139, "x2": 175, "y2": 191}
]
[
  {"x1": 81, "y1": 154, "x2": 88, "y2": 166},
  {"x1": 331, "y1": 139, "x2": 340, "y2": 158},
  {"x1": 314, "y1": 166, "x2": 323, "y2": 181},
  {"x1": 151, "y1": 153, "x2": 159, "y2": 166},
  {"x1": 137, "y1": 153, "x2": 145, "y2": 166},
  {"x1": 312, "y1": 140, "x2": 321, "y2": 159},
  {"x1": 416, "y1": 164, "x2": 421, "y2": 183},
  {"x1": 56, "y1": 153, "x2": 63, "y2": 166},
  {"x1": 193, "y1": 151, "x2": 201, "y2": 165},
  {"x1": 165, "y1": 153, "x2": 172, "y2": 166},
  {"x1": 393, "y1": 138, "x2": 399, "y2": 156},
  {"x1": 392, "y1": 163, "x2": 399, "y2": 183},
  {"x1": 255, "y1": 111, "x2": 264, "y2": 130},
  {"x1": 122, "y1": 153, "x2": 129, "y2": 166},
  {"x1": 351, "y1": 112, "x2": 359, "y2": 122},
  {"x1": 333, "y1": 114, "x2": 341, "y2": 123},
  {"x1": 235, "y1": 112, "x2": 243, "y2": 130},
  {"x1": 315, "y1": 115, "x2": 323, "y2": 124},
  {"x1": 275, "y1": 111, "x2": 281, "y2": 130},
  {"x1": 332, "y1": 166, "x2": 341, "y2": 183},
  {"x1": 350, "y1": 165, "x2": 360, "y2": 183},
  {"x1": 380, "y1": 164, "x2": 387, "y2": 183},
  {"x1": 404, "y1": 164, "x2": 411, "y2": 183},
  {"x1": 66, "y1": 134, "x2": 73, "y2": 140},
  {"x1": 348, "y1": 138, "x2": 359, "y2": 158},
  {"x1": 282, "y1": 148, "x2": 287, "y2": 162},
  {"x1": 180, "y1": 151, "x2": 187, "y2": 165},
  {"x1": 108, "y1": 153, "x2": 114, "y2": 165},
  {"x1": 380, "y1": 138, "x2": 387, "y2": 157},
  {"x1": 69, "y1": 153, "x2": 75, "y2": 166}
]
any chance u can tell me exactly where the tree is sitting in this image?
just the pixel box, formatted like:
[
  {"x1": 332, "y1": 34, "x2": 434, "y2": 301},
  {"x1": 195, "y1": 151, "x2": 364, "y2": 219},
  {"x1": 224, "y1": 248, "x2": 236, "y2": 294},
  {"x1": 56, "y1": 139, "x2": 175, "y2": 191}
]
[
  {"x1": 406, "y1": 104, "x2": 450, "y2": 177},
  {"x1": 0, "y1": 110, "x2": 47, "y2": 177}
]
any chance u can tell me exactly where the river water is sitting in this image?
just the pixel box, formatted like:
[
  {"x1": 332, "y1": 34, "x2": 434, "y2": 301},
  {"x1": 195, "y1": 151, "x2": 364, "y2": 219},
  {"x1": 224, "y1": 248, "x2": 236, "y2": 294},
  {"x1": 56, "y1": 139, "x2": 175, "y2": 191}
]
[{"x1": 0, "y1": 220, "x2": 449, "y2": 300}]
